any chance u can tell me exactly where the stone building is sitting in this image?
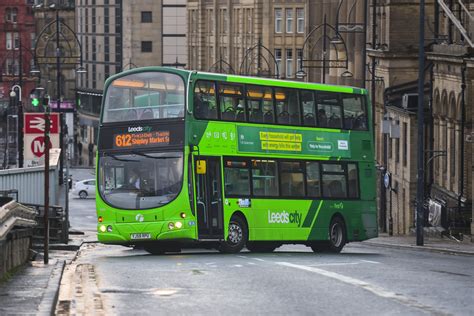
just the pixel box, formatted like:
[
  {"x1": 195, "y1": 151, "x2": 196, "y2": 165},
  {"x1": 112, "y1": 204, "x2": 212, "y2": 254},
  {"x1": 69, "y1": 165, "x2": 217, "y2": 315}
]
[
  {"x1": 371, "y1": 0, "x2": 472, "y2": 236},
  {"x1": 75, "y1": 0, "x2": 187, "y2": 166},
  {"x1": 187, "y1": 0, "x2": 367, "y2": 88}
]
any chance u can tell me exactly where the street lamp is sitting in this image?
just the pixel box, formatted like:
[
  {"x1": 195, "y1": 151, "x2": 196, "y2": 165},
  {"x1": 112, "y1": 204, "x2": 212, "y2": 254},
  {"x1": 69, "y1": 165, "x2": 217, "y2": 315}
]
[
  {"x1": 33, "y1": 3, "x2": 86, "y2": 184},
  {"x1": 300, "y1": 14, "x2": 350, "y2": 84},
  {"x1": 239, "y1": 38, "x2": 280, "y2": 78}
]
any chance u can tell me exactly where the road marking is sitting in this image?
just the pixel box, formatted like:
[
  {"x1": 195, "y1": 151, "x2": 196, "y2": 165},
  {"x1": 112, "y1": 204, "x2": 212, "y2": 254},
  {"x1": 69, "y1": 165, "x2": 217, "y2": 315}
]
[
  {"x1": 309, "y1": 262, "x2": 362, "y2": 267},
  {"x1": 233, "y1": 264, "x2": 243, "y2": 268},
  {"x1": 252, "y1": 258, "x2": 265, "y2": 262},
  {"x1": 237, "y1": 256, "x2": 248, "y2": 259},
  {"x1": 360, "y1": 259, "x2": 380, "y2": 264},
  {"x1": 247, "y1": 262, "x2": 256, "y2": 265},
  {"x1": 276, "y1": 262, "x2": 445, "y2": 314}
]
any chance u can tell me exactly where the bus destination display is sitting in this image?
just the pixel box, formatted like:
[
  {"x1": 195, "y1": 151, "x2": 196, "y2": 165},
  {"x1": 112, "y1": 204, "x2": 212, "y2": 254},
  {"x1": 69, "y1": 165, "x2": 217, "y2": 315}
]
[{"x1": 114, "y1": 130, "x2": 170, "y2": 148}]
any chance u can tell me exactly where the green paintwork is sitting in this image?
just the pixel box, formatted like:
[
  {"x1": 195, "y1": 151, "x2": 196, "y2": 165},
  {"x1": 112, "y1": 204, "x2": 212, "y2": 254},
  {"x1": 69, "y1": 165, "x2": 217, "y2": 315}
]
[{"x1": 96, "y1": 68, "x2": 377, "y2": 247}]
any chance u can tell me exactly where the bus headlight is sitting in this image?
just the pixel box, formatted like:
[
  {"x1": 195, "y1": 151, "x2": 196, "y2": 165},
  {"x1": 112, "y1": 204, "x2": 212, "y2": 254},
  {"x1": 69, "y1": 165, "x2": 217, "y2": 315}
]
[
  {"x1": 99, "y1": 225, "x2": 106, "y2": 232},
  {"x1": 175, "y1": 221, "x2": 183, "y2": 229},
  {"x1": 107, "y1": 225, "x2": 113, "y2": 232},
  {"x1": 168, "y1": 222, "x2": 175, "y2": 230}
]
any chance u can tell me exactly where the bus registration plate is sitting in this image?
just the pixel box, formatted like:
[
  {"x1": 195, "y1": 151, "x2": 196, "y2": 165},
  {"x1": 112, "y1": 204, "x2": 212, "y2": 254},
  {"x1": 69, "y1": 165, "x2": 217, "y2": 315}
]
[{"x1": 131, "y1": 233, "x2": 151, "y2": 240}]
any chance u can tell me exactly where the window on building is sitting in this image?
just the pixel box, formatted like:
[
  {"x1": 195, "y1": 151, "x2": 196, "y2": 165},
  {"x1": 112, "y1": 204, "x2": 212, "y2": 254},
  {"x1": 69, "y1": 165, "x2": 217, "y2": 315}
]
[
  {"x1": 403, "y1": 122, "x2": 407, "y2": 166},
  {"x1": 297, "y1": 49, "x2": 303, "y2": 73},
  {"x1": 223, "y1": 9, "x2": 228, "y2": 33},
  {"x1": 286, "y1": 49, "x2": 293, "y2": 78},
  {"x1": 280, "y1": 161, "x2": 305, "y2": 197},
  {"x1": 141, "y1": 41, "x2": 152, "y2": 52},
  {"x1": 275, "y1": 8, "x2": 282, "y2": 33},
  {"x1": 224, "y1": 160, "x2": 250, "y2": 196},
  {"x1": 30, "y1": 33, "x2": 36, "y2": 50},
  {"x1": 6, "y1": 8, "x2": 18, "y2": 23},
  {"x1": 5, "y1": 58, "x2": 19, "y2": 75},
  {"x1": 286, "y1": 9, "x2": 293, "y2": 33},
  {"x1": 450, "y1": 123, "x2": 456, "y2": 177},
  {"x1": 247, "y1": 8, "x2": 252, "y2": 33},
  {"x1": 275, "y1": 88, "x2": 300, "y2": 125},
  {"x1": 395, "y1": 137, "x2": 400, "y2": 163},
  {"x1": 275, "y1": 48, "x2": 282, "y2": 76},
  {"x1": 297, "y1": 8, "x2": 304, "y2": 33},
  {"x1": 141, "y1": 11, "x2": 152, "y2": 23},
  {"x1": 252, "y1": 160, "x2": 279, "y2": 197}
]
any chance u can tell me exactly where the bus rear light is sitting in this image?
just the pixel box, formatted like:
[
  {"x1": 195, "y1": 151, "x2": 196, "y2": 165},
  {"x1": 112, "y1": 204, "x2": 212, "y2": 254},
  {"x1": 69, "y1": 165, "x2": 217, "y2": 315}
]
[
  {"x1": 98, "y1": 216, "x2": 103, "y2": 223},
  {"x1": 180, "y1": 212, "x2": 186, "y2": 218}
]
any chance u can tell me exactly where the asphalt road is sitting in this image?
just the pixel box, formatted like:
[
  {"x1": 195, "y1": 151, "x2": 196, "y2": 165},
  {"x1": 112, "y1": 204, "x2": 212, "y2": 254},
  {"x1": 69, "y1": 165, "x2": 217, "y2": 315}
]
[{"x1": 64, "y1": 168, "x2": 473, "y2": 315}]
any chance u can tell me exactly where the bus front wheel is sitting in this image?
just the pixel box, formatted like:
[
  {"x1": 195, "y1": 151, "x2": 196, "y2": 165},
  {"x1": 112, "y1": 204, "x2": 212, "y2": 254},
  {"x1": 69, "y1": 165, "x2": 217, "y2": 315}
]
[{"x1": 219, "y1": 215, "x2": 248, "y2": 254}]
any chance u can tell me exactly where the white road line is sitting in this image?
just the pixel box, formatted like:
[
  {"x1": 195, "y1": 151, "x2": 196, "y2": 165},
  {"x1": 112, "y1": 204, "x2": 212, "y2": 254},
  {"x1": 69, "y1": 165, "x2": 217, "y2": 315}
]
[
  {"x1": 247, "y1": 262, "x2": 256, "y2": 265},
  {"x1": 237, "y1": 256, "x2": 248, "y2": 259},
  {"x1": 276, "y1": 262, "x2": 443, "y2": 314},
  {"x1": 309, "y1": 262, "x2": 362, "y2": 267},
  {"x1": 252, "y1": 258, "x2": 265, "y2": 262},
  {"x1": 360, "y1": 260, "x2": 380, "y2": 264},
  {"x1": 233, "y1": 264, "x2": 243, "y2": 268}
]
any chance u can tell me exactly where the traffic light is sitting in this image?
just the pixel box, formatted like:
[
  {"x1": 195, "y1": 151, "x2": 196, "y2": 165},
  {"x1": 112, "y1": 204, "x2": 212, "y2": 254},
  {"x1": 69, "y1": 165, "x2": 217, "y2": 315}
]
[
  {"x1": 32, "y1": 97, "x2": 40, "y2": 107},
  {"x1": 43, "y1": 95, "x2": 50, "y2": 107}
]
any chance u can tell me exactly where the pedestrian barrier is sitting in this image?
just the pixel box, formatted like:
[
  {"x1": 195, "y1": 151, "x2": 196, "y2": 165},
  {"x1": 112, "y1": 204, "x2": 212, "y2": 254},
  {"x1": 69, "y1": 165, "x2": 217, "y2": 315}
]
[{"x1": 24, "y1": 203, "x2": 68, "y2": 245}]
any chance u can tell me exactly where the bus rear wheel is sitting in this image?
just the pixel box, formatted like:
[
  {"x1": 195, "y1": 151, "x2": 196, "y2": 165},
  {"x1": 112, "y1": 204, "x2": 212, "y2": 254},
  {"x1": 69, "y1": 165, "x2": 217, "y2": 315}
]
[
  {"x1": 327, "y1": 217, "x2": 347, "y2": 253},
  {"x1": 219, "y1": 215, "x2": 248, "y2": 254},
  {"x1": 311, "y1": 217, "x2": 347, "y2": 253},
  {"x1": 246, "y1": 242, "x2": 279, "y2": 253}
]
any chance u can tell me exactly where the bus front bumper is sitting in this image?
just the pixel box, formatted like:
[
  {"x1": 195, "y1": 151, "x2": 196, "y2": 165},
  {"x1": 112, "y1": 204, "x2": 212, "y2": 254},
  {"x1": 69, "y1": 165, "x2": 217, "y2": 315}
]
[{"x1": 97, "y1": 221, "x2": 197, "y2": 245}]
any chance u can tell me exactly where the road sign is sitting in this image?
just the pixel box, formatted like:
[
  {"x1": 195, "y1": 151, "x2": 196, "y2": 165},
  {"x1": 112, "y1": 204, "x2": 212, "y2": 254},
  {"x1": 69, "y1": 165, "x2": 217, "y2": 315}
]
[
  {"x1": 30, "y1": 136, "x2": 53, "y2": 157},
  {"x1": 24, "y1": 113, "x2": 60, "y2": 134}
]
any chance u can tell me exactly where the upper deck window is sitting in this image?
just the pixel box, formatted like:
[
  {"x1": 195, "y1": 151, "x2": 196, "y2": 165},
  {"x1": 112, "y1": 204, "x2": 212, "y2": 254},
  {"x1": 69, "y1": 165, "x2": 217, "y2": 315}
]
[{"x1": 103, "y1": 72, "x2": 185, "y2": 123}]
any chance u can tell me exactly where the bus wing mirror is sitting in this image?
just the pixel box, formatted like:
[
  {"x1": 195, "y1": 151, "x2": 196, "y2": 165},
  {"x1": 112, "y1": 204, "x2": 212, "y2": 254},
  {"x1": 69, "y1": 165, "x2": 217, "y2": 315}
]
[{"x1": 196, "y1": 160, "x2": 206, "y2": 174}]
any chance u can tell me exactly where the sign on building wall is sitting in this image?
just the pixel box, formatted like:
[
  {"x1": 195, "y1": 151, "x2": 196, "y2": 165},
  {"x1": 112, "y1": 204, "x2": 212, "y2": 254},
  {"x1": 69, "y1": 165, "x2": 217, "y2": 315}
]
[{"x1": 23, "y1": 113, "x2": 60, "y2": 167}]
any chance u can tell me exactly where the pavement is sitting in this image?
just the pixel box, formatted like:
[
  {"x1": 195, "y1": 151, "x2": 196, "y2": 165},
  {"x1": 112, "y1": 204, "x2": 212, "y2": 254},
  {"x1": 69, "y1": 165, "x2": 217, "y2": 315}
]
[{"x1": 0, "y1": 231, "x2": 472, "y2": 315}]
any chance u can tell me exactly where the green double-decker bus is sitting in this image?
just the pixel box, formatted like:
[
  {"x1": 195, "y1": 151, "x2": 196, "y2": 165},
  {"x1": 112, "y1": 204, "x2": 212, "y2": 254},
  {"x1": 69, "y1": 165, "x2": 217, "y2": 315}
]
[{"x1": 96, "y1": 67, "x2": 377, "y2": 254}]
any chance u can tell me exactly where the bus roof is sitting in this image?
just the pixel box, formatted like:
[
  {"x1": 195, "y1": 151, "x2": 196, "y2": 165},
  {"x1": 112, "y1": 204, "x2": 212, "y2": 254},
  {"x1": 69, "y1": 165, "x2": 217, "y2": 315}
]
[{"x1": 105, "y1": 66, "x2": 367, "y2": 95}]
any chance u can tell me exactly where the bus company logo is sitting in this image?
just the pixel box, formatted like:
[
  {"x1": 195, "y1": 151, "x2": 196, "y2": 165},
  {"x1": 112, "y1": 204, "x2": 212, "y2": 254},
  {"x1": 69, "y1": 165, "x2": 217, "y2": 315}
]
[
  {"x1": 267, "y1": 210, "x2": 302, "y2": 225},
  {"x1": 135, "y1": 214, "x2": 144, "y2": 222},
  {"x1": 332, "y1": 202, "x2": 344, "y2": 209},
  {"x1": 128, "y1": 126, "x2": 152, "y2": 133}
]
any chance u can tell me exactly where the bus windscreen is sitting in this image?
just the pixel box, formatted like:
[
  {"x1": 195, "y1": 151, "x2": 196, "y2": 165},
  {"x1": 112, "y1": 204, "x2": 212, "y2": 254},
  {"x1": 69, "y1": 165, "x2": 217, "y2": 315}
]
[{"x1": 103, "y1": 72, "x2": 185, "y2": 123}]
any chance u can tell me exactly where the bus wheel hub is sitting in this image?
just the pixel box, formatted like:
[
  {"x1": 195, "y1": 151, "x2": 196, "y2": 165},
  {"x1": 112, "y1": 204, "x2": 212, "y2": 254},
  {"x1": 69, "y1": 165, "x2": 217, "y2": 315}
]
[{"x1": 228, "y1": 223, "x2": 242, "y2": 244}]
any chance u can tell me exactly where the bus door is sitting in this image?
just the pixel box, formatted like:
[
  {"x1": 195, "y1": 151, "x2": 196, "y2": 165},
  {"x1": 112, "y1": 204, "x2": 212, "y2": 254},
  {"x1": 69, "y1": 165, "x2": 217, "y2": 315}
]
[{"x1": 194, "y1": 157, "x2": 224, "y2": 239}]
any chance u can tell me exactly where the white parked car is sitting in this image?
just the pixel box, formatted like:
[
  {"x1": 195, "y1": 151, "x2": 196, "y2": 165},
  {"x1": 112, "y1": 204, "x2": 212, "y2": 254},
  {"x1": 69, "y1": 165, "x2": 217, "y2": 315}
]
[{"x1": 72, "y1": 179, "x2": 96, "y2": 199}]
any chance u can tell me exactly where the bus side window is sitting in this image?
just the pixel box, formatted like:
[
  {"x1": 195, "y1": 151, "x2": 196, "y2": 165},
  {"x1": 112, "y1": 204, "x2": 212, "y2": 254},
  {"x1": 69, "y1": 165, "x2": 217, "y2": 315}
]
[
  {"x1": 305, "y1": 161, "x2": 321, "y2": 197},
  {"x1": 246, "y1": 85, "x2": 273, "y2": 124},
  {"x1": 316, "y1": 92, "x2": 342, "y2": 128},
  {"x1": 251, "y1": 160, "x2": 279, "y2": 197},
  {"x1": 301, "y1": 90, "x2": 316, "y2": 127},
  {"x1": 275, "y1": 88, "x2": 299, "y2": 125},
  {"x1": 219, "y1": 83, "x2": 244, "y2": 121},
  {"x1": 321, "y1": 163, "x2": 347, "y2": 198},
  {"x1": 347, "y1": 163, "x2": 359, "y2": 198},
  {"x1": 343, "y1": 95, "x2": 367, "y2": 130},
  {"x1": 194, "y1": 81, "x2": 217, "y2": 120}
]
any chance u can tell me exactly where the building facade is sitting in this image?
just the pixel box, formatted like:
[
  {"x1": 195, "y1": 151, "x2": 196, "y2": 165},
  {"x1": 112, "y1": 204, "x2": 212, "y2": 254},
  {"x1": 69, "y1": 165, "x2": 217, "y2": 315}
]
[
  {"x1": 75, "y1": 0, "x2": 187, "y2": 166},
  {"x1": 187, "y1": 0, "x2": 367, "y2": 88},
  {"x1": 0, "y1": 0, "x2": 37, "y2": 168},
  {"x1": 370, "y1": 0, "x2": 472, "y2": 236}
]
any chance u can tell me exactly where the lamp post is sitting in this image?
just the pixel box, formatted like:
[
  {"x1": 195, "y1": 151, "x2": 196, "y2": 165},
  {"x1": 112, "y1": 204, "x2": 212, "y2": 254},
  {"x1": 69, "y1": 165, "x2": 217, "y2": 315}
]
[
  {"x1": 239, "y1": 38, "x2": 280, "y2": 78},
  {"x1": 10, "y1": 84, "x2": 23, "y2": 168},
  {"x1": 33, "y1": 3, "x2": 86, "y2": 184},
  {"x1": 416, "y1": 0, "x2": 426, "y2": 246},
  {"x1": 298, "y1": 15, "x2": 352, "y2": 83}
]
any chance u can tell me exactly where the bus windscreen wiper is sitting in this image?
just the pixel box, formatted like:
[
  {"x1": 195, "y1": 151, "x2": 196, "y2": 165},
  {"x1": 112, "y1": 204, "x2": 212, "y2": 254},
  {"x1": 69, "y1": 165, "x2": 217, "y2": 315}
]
[{"x1": 131, "y1": 151, "x2": 181, "y2": 159}]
